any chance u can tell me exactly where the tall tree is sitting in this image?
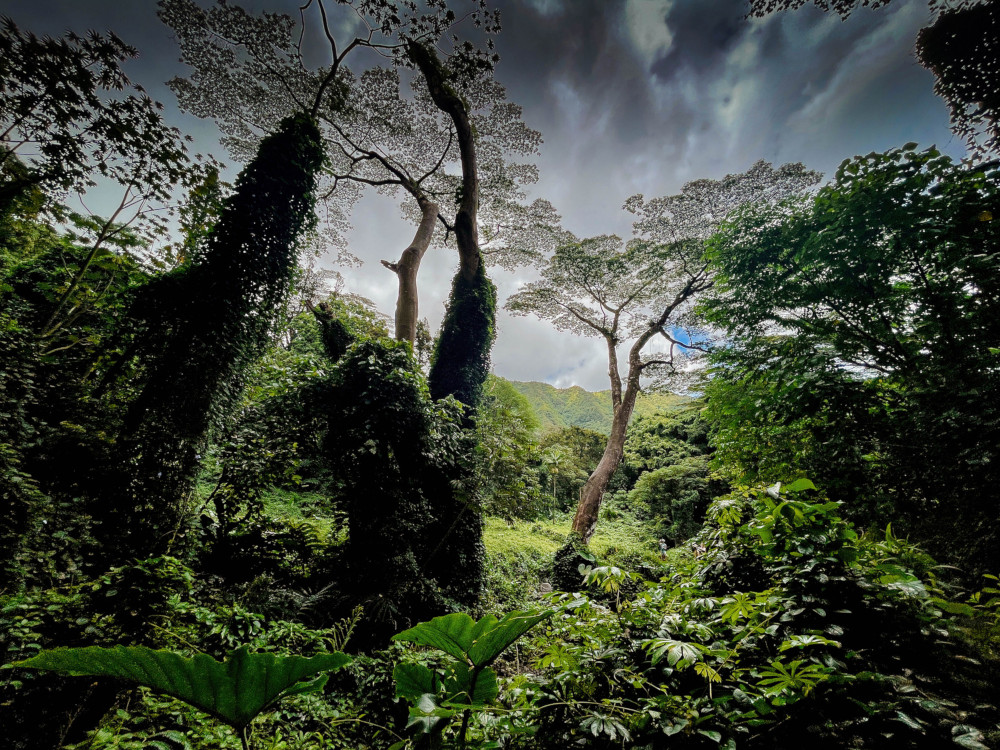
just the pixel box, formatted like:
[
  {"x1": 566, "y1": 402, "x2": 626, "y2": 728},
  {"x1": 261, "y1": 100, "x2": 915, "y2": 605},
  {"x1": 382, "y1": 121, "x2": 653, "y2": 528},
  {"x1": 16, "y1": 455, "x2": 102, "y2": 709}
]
[
  {"x1": 508, "y1": 161, "x2": 819, "y2": 542},
  {"x1": 700, "y1": 144, "x2": 1000, "y2": 574},
  {"x1": 159, "y1": 0, "x2": 555, "y2": 344},
  {"x1": 102, "y1": 113, "x2": 325, "y2": 560}
]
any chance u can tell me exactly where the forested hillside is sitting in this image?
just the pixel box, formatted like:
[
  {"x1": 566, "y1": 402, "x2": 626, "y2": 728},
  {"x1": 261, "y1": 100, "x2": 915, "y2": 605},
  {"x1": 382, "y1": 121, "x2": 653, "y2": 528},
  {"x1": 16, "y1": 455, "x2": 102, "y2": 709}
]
[
  {"x1": 2, "y1": 2, "x2": 1000, "y2": 750},
  {"x1": 509, "y1": 380, "x2": 689, "y2": 434}
]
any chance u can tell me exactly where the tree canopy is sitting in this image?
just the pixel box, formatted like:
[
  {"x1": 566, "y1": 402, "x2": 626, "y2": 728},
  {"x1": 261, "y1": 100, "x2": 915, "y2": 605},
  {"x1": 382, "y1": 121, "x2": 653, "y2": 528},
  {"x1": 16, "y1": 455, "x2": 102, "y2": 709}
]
[
  {"x1": 508, "y1": 160, "x2": 820, "y2": 541},
  {"x1": 701, "y1": 143, "x2": 1000, "y2": 572},
  {"x1": 159, "y1": 0, "x2": 557, "y2": 343}
]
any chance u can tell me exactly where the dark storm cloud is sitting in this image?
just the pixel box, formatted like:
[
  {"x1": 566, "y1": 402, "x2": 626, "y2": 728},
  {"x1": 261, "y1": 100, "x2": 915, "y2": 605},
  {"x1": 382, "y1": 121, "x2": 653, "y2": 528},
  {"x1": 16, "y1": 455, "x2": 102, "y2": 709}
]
[
  {"x1": 493, "y1": 0, "x2": 659, "y2": 146},
  {"x1": 1, "y1": 0, "x2": 965, "y2": 389},
  {"x1": 651, "y1": 0, "x2": 745, "y2": 82},
  {"x1": 480, "y1": 0, "x2": 962, "y2": 387}
]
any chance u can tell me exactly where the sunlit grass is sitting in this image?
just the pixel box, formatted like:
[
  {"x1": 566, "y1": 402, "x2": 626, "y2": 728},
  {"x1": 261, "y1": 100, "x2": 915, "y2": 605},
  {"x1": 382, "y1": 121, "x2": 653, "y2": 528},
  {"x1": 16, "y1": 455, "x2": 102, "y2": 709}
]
[{"x1": 483, "y1": 512, "x2": 674, "y2": 569}]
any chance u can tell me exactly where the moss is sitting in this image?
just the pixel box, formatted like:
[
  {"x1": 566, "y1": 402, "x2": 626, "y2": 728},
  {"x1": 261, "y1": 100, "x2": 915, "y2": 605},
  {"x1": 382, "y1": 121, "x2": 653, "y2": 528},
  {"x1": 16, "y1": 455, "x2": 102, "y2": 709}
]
[
  {"x1": 428, "y1": 260, "x2": 496, "y2": 415},
  {"x1": 483, "y1": 514, "x2": 669, "y2": 578},
  {"x1": 103, "y1": 113, "x2": 325, "y2": 562},
  {"x1": 483, "y1": 516, "x2": 566, "y2": 558}
]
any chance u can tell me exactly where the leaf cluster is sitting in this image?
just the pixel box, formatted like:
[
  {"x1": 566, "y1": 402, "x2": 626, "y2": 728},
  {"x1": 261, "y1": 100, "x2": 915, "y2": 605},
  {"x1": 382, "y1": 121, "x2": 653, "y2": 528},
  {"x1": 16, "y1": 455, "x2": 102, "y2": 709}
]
[{"x1": 700, "y1": 144, "x2": 1000, "y2": 571}]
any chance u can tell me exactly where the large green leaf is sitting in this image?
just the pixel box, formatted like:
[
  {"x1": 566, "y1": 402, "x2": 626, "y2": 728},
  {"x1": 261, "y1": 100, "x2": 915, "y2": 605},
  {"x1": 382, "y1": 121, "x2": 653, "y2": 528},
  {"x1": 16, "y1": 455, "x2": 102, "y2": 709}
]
[
  {"x1": 467, "y1": 610, "x2": 555, "y2": 667},
  {"x1": 405, "y1": 693, "x2": 456, "y2": 734},
  {"x1": 9, "y1": 645, "x2": 350, "y2": 730},
  {"x1": 444, "y1": 663, "x2": 500, "y2": 706},
  {"x1": 393, "y1": 609, "x2": 554, "y2": 669},
  {"x1": 393, "y1": 612, "x2": 477, "y2": 662},
  {"x1": 393, "y1": 662, "x2": 438, "y2": 701},
  {"x1": 783, "y1": 478, "x2": 817, "y2": 493}
]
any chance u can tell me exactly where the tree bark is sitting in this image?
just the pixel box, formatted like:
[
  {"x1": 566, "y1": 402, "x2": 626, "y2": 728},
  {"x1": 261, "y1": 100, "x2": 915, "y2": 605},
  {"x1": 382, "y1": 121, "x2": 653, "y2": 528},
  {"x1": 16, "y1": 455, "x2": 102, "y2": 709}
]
[
  {"x1": 571, "y1": 370, "x2": 641, "y2": 543},
  {"x1": 406, "y1": 42, "x2": 481, "y2": 281},
  {"x1": 385, "y1": 196, "x2": 438, "y2": 342}
]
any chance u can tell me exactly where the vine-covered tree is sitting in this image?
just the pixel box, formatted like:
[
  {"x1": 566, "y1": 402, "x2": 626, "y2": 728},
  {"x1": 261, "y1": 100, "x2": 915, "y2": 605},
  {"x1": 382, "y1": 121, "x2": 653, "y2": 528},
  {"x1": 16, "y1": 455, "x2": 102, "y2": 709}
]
[
  {"x1": 508, "y1": 161, "x2": 819, "y2": 543},
  {"x1": 101, "y1": 113, "x2": 325, "y2": 561},
  {"x1": 159, "y1": 1, "x2": 540, "y2": 609}
]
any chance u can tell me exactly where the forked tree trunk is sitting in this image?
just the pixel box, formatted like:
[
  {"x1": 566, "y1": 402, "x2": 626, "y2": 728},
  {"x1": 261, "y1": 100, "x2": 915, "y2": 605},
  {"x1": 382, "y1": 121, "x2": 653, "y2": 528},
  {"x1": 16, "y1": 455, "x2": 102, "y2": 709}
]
[
  {"x1": 384, "y1": 197, "x2": 438, "y2": 342},
  {"x1": 571, "y1": 272, "x2": 710, "y2": 542}
]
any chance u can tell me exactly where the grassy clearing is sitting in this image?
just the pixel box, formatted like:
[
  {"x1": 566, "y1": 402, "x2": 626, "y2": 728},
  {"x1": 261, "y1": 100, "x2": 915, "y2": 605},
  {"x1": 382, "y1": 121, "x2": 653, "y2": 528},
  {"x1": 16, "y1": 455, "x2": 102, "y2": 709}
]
[{"x1": 483, "y1": 512, "x2": 680, "y2": 570}]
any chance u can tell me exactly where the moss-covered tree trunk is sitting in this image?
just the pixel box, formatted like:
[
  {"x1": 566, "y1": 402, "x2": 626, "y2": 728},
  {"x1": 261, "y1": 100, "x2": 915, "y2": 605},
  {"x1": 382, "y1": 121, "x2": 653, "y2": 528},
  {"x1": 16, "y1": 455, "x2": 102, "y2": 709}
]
[
  {"x1": 102, "y1": 113, "x2": 324, "y2": 563},
  {"x1": 407, "y1": 42, "x2": 494, "y2": 606},
  {"x1": 408, "y1": 42, "x2": 494, "y2": 412}
]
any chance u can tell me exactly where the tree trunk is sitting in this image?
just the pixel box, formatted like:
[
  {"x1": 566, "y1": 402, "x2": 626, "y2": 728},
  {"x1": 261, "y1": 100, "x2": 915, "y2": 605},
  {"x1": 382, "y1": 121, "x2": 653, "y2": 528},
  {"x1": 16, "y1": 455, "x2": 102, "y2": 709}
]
[
  {"x1": 406, "y1": 42, "x2": 480, "y2": 282},
  {"x1": 386, "y1": 197, "x2": 438, "y2": 342},
  {"x1": 406, "y1": 42, "x2": 491, "y2": 607},
  {"x1": 571, "y1": 382, "x2": 640, "y2": 542}
]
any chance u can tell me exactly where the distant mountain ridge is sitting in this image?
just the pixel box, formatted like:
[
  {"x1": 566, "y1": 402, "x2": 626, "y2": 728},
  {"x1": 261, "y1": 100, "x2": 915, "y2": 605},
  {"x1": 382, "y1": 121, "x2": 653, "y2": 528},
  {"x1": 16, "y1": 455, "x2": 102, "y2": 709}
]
[{"x1": 507, "y1": 380, "x2": 689, "y2": 435}]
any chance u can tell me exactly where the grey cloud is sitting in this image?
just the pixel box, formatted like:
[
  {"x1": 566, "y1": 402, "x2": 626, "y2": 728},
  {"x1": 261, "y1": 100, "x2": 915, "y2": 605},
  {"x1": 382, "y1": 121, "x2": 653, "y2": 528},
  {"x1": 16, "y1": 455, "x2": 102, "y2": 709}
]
[
  {"x1": 650, "y1": 0, "x2": 745, "y2": 82},
  {"x1": 2, "y1": 0, "x2": 968, "y2": 391}
]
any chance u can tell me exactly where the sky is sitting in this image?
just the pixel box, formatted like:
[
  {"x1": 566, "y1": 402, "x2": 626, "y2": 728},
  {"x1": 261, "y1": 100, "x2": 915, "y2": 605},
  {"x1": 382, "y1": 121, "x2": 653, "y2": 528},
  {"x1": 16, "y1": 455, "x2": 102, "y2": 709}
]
[{"x1": 3, "y1": 0, "x2": 967, "y2": 391}]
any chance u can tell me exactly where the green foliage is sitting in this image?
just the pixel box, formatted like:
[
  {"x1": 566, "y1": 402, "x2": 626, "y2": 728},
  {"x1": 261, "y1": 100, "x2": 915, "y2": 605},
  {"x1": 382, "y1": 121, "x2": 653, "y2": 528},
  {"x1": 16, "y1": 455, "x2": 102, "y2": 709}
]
[
  {"x1": 483, "y1": 514, "x2": 663, "y2": 586},
  {"x1": 392, "y1": 609, "x2": 554, "y2": 745},
  {"x1": 628, "y1": 456, "x2": 719, "y2": 544},
  {"x1": 428, "y1": 260, "x2": 497, "y2": 414},
  {"x1": 701, "y1": 144, "x2": 1000, "y2": 573},
  {"x1": 917, "y1": 1, "x2": 1000, "y2": 156},
  {"x1": 621, "y1": 402, "x2": 710, "y2": 479},
  {"x1": 483, "y1": 516, "x2": 566, "y2": 557},
  {"x1": 537, "y1": 426, "x2": 605, "y2": 507},
  {"x1": 322, "y1": 337, "x2": 479, "y2": 634},
  {"x1": 0, "y1": 221, "x2": 151, "y2": 589},
  {"x1": 102, "y1": 113, "x2": 324, "y2": 561},
  {"x1": 202, "y1": 294, "x2": 392, "y2": 541},
  {"x1": 551, "y1": 534, "x2": 596, "y2": 592},
  {"x1": 968, "y1": 574, "x2": 1000, "y2": 627},
  {"x1": 473, "y1": 376, "x2": 544, "y2": 520},
  {"x1": 483, "y1": 482, "x2": 997, "y2": 749},
  {"x1": 508, "y1": 380, "x2": 690, "y2": 435},
  {"x1": 9, "y1": 645, "x2": 350, "y2": 736},
  {"x1": 0, "y1": 17, "x2": 199, "y2": 216},
  {"x1": 613, "y1": 401, "x2": 722, "y2": 546}
]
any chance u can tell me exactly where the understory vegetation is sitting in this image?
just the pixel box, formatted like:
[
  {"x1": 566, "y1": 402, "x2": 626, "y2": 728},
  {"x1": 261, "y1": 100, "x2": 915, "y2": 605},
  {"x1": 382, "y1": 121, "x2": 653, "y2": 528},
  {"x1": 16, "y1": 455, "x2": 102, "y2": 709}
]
[{"x1": 2, "y1": 2, "x2": 1000, "y2": 749}]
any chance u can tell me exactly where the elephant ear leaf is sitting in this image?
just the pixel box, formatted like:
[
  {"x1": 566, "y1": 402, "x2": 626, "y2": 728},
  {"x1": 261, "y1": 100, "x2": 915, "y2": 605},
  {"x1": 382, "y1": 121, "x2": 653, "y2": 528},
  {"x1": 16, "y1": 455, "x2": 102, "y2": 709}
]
[
  {"x1": 467, "y1": 609, "x2": 554, "y2": 668},
  {"x1": 9, "y1": 645, "x2": 351, "y2": 730},
  {"x1": 393, "y1": 662, "x2": 438, "y2": 701},
  {"x1": 392, "y1": 612, "x2": 477, "y2": 662}
]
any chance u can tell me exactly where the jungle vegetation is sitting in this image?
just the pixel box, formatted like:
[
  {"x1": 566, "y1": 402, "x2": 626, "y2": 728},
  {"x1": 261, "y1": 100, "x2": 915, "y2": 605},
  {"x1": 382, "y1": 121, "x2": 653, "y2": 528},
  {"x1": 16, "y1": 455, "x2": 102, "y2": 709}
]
[{"x1": 1, "y1": 1, "x2": 999, "y2": 749}]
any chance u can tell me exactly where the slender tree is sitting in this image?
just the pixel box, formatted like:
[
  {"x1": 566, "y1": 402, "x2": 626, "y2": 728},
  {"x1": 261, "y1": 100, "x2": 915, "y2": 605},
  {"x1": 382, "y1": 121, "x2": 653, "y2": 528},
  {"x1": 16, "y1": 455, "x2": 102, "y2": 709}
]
[
  {"x1": 508, "y1": 161, "x2": 819, "y2": 542},
  {"x1": 158, "y1": 0, "x2": 556, "y2": 344}
]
